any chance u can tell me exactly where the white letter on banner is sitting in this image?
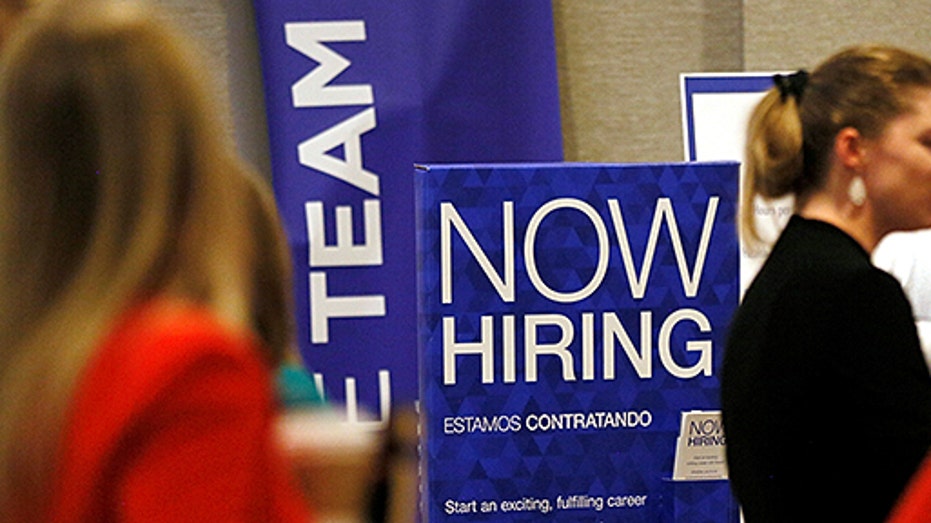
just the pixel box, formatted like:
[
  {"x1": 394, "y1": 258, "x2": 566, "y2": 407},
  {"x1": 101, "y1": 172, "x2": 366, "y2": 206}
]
[
  {"x1": 297, "y1": 107, "x2": 379, "y2": 196},
  {"x1": 524, "y1": 198, "x2": 609, "y2": 303},
  {"x1": 312, "y1": 370, "x2": 392, "y2": 429},
  {"x1": 305, "y1": 200, "x2": 382, "y2": 267},
  {"x1": 285, "y1": 21, "x2": 373, "y2": 108},
  {"x1": 309, "y1": 272, "x2": 385, "y2": 343},
  {"x1": 609, "y1": 197, "x2": 718, "y2": 299},
  {"x1": 524, "y1": 314, "x2": 576, "y2": 383},
  {"x1": 659, "y1": 309, "x2": 712, "y2": 378},
  {"x1": 609, "y1": 198, "x2": 660, "y2": 300},
  {"x1": 440, "y1": 202, "x2": 514, "y2": 305},
  {"x1": 602, "y1": 311, "x2": 652, "y2": 379},
  {"x1": 443, "y1": 316, "x2": 494, "y2": 385},
  {"x1": 502, "y1": 315, "x2": 516, "y2": 383},
  {"x1": 664, "y1": 197, "x2": 718, "y2": 298}
]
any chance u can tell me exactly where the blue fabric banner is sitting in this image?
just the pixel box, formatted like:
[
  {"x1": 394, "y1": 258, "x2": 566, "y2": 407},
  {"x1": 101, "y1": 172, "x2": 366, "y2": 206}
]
[
  {"x1": 252, "y1": 1, "x2": 563, "y2": 419},
  {"x1": 416, "y1": 162, "x2": 741, "y2": 522}
]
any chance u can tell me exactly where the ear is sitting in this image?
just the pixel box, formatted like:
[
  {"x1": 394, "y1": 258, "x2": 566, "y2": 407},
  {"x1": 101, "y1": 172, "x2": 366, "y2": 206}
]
[{"x1": 833, "y1": 127, "x2": 867, "y2": 171}]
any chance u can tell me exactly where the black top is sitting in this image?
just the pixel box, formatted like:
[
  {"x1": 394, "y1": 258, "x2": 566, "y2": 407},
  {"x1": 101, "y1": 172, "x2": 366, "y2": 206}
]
[{"x1": 722, "y1": 216, "x2": 931, "y2": 522}]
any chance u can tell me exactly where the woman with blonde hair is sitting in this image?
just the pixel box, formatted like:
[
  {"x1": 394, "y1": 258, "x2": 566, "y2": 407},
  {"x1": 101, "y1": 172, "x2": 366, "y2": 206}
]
[
  {"x1": 0, "y1": 0, "x2": 311, "y2": 520},
  {"x1": 0, "y1": 0, "x2": 29, "y2": 45},
  {"x1": 722, "y1": 45, "x2": 931, "y2": 522}
]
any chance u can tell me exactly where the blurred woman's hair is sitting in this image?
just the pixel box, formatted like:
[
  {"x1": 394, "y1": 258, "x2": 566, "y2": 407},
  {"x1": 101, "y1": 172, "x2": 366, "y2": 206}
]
[
  {"x1": 741, "y1": 44, "x2": 931, "y2": 248},
  {"x1": 0, "y1": 0, "x2": 294, "y2": 515}
]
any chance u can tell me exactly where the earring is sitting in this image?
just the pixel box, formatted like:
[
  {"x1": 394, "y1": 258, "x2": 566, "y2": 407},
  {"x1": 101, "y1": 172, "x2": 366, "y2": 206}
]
[{"x1": 848, "y1": 176, "x2": 867, "y2": 206}]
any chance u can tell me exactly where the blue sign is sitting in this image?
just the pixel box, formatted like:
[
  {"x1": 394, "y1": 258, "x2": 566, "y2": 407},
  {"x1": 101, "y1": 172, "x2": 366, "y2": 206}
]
[
  {"x1": 417, "y1": 162, "x2": 741, "y2": 521},
  {"x1": 252, "y1": 1, "x2": 563, "y2": 420}
]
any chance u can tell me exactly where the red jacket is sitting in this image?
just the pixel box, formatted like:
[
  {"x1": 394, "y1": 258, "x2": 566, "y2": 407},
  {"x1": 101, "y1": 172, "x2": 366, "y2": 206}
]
[
  {"x1": 48, "y1": 299, "x2": 311, "y2": 522},
  {"x1": 888, "y1": 453, "x2": 931, "y2": 522}
]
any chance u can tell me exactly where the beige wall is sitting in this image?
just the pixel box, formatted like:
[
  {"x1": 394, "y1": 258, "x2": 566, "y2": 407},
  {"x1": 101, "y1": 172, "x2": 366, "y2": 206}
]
[
  {"x1": 553, "y1": 0, "x2": 742, "y2": 163},
  {"x1": 554, "y1": 1, "x2": 931, "y2": 163},
  {"x1": 156, "y1": 1, "x2": 931, "y2": 170},
  {"x1": 744, "y1": 2, "x2": 931, "y2": 71},
  {"x1": 146, "y1": 0, "x2": 272, "y2": 176}
]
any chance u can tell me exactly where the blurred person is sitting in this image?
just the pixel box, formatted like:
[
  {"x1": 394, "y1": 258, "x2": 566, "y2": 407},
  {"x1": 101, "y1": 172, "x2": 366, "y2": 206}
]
[
  {"x1": 877, "y1": 233, "x2": 931, "y2": 522},
  {"x1": 889, "y1": 445, "x2": 931, "y2": 521},
  {"x1": 0, "y1": 0, "x2": 313, "y2": 520},
  {"x1": 0, "y1": 0, "x2": 29, "y2": 45},
  {"x1": 873, "y1": 229, "x2": 931, "y2": 369},
  {"x1": 722, "y1": 45, "x2": 931, "y2": 522}
]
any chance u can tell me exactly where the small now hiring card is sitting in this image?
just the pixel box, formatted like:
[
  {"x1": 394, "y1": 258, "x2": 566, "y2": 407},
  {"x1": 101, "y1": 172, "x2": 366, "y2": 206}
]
[{"x1": 672, "y1": 410, "x2": 729, "y2": 480}]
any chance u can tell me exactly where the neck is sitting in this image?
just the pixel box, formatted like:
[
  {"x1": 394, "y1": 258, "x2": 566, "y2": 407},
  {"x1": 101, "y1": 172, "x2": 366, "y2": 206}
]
[{"x1": 798, "y1": 191, "x2": 879, "y2": 253}]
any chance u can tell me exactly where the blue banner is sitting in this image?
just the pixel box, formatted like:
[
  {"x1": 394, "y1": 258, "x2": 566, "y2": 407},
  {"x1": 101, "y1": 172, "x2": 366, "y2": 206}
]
[
  {"x1": 252, "y1": 1, "x2": 563, "y2": 420},
  {"x1": 417, "y1": 162, "x2": 741, "y2": 522}
]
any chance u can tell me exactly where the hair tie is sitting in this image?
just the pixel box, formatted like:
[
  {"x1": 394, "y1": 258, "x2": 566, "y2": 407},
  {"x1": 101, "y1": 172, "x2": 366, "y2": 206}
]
[{"x1": 774, "y1": 70, "x2": 809, "y2": 103}]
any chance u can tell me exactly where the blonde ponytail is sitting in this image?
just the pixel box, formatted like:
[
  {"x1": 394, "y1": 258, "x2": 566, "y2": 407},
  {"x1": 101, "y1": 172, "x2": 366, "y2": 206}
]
[{"x1": 741, "y1": 88, "x2": 804, "y2": 249}]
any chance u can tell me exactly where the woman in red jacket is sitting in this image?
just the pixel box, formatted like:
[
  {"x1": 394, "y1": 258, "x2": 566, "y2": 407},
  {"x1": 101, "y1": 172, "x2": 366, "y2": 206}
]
[{"x1": 0, "y1": 0, "x2": 312, "y2": 520}]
